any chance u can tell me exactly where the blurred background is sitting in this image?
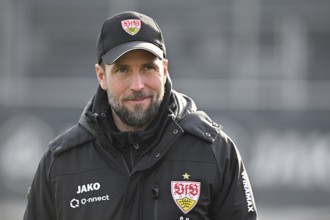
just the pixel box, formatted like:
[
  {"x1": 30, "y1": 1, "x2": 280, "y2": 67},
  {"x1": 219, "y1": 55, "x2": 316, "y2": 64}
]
[{"x1": 0, "y1": 0, "x2": 329, "y2": 219}]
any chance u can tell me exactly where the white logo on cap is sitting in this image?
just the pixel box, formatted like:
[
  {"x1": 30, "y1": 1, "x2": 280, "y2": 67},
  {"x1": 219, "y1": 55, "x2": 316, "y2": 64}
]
[{"x1": 121, "y1": 19, "x2": 141, "y2": 36}]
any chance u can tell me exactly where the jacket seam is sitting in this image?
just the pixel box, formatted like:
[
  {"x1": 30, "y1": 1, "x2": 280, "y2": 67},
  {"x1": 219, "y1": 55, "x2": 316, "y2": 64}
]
[{"x1": 208, "y1": 136, "x2": 223, "y2": 197}]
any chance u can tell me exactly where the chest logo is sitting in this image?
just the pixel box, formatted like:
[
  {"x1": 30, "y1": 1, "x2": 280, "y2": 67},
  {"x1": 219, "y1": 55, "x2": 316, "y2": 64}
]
[
  {"x1": 171, "y1": 181, "x2": 201, "y2": 214},
  {"x1": 76, "y1": 182, "x2": 100, "y2": 194},
  {"x1": 121, "y1": 19, "x2": 141, "y2": 36}
]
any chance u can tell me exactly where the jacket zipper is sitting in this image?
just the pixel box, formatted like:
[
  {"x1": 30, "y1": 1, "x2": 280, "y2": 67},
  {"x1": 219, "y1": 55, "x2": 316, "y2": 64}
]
[
  {"x1": 86, "y1": 112, "x2": 132, "y2": 175},
  {"x1": 151, "y1": 186, "x2": 160, "y2": 220}
]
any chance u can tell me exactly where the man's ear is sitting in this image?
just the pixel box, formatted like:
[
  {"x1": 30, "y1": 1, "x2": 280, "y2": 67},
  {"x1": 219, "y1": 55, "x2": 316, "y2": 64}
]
[
  {"x1": 95, "y1": 64, "x2": 107, "y2": 90},
  {"x1": 163, "y1": 59, "x2": 168, "y2": 82}
]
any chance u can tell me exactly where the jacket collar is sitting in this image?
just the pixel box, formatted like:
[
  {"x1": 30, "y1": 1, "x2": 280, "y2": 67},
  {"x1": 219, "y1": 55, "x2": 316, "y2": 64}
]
[
  {"x1": 79, "y1": 74, "x2": 222, "y2": 148},
  {"x1": 79, "y1": 75, "x2": 173, "y2": 150}
]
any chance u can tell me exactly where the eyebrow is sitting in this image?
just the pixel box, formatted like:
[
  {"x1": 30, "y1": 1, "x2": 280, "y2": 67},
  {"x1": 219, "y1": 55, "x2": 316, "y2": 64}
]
[
  {"x1": 111, "y1": 62, "x2": 128, "y2": 68},
  {"x1": 143, "y1": 60, "x2": 158, "y2": 66}
]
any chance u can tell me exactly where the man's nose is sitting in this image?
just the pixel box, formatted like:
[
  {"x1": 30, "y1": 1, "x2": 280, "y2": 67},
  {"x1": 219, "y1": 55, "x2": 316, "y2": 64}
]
[{"x1": 130, "y1": 73, "x2": 144, "y2": 91}]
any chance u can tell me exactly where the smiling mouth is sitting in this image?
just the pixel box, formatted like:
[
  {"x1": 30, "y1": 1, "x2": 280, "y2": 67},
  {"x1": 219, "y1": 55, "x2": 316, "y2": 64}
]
[
  {"x1": 123, "y1": 95, "x2": 152, "y2": 107},
  {"x1": 129, "y1": 97, "x2": 148, "y2": 101},
  {"x1": 124, "y1": 93, "x2": 152, "y2": 102},
  {"x1": 126, "y1": 97, "x2": 150, "y2": 104}
]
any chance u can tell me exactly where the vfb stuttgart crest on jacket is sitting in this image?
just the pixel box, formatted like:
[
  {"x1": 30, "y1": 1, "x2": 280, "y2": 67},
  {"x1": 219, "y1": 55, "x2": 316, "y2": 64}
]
[
  {"x1": 121, "y1": 19, "x2": 141, "y2": 35},
  {"x1": 171, "y1": 181, "x2": 201, "y2": 214}
]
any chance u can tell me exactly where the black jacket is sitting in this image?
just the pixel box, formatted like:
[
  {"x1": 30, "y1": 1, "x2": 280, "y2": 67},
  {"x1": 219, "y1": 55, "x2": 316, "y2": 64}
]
[{"x1": 24, "y1": 80, "x2": 257, "y2": 220}]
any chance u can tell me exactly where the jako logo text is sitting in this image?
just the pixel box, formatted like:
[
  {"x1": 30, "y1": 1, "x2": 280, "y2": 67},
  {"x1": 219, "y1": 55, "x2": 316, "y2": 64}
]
[{"x1": 77, "y1": 182, "x2": 100, "y2": 194}]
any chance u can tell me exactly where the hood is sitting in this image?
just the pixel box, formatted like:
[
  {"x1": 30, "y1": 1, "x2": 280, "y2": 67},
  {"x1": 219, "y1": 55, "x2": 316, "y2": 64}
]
[
  {"x1": 170, "y1": 90, "x2": 197, "y2": 121},
  {"x1": 51, "y1": 74, "x2": 221, "y2": 159}
]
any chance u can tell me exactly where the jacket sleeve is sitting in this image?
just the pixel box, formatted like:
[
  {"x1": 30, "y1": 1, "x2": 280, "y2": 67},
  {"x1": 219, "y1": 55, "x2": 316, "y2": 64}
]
[
  {"x1": 210, "y1": 132, "x2": 258, "y2": 220},
  {"x1": 23, "y1": 150, "x2": 57, "y2": 220}
]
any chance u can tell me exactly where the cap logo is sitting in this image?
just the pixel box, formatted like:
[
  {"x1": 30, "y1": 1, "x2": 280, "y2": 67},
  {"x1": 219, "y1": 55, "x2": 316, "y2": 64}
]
[{"x1": 121, "y1": 19, "x2": 141, "y2": 36}]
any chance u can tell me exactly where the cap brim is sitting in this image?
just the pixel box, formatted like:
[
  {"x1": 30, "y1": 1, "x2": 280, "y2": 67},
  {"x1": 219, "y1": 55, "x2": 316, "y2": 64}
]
[{"x1": 102, "y1": 41, "x2": 164, "y2": 64}]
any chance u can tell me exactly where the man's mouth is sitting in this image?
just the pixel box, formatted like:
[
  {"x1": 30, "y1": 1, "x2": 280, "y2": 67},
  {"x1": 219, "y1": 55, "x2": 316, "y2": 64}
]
[
  {"x1": 130, "y1": 97, "x2": 148, "y2": 101},
  {"x1": 124, "y1": 93, "x2": 152, "y2": 102},
  {"x1": 124, "y1": 94, "x2": 152, "y2": 105}
]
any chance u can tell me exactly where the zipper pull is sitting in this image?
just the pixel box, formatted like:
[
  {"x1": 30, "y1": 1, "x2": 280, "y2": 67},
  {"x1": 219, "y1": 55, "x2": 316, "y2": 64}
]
[
  {"x1": 151, "y1": 187, "x2": 159, "y2": 199},
  {"x1": 152, "y1": 187, "x2": 160, "y2": 220}
]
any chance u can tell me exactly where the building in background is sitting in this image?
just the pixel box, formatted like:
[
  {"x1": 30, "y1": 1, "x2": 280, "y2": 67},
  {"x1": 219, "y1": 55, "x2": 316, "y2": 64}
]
[{"x1": 0, "y1": 0, "x2": 330, "y2": 219}]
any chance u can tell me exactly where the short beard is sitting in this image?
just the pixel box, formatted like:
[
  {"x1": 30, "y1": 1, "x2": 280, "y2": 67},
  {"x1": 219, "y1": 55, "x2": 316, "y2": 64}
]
[{"x1": 107, "y1": 89, "x2": 164, "y2": 129}]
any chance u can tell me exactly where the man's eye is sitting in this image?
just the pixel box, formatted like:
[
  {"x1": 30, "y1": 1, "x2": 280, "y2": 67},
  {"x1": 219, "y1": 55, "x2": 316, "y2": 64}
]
[
  {"x1": 144, "y1": 65, "x2": 156, "y2": 71},
  {"x1": 117, "y1": 67, "x2": 128, "y2": 73}
]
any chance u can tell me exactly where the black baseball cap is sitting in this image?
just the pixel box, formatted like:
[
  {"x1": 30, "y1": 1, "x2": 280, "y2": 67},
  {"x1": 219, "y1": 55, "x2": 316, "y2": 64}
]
[{"x1": 97, "y1": 11, "x2": 166, "y2": 65}]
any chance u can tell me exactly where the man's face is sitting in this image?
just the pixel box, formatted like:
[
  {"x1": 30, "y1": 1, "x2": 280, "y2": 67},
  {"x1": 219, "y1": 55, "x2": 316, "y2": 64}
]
[{"x1": 95, "y1": 50, "x2": 168, "y2": 131}]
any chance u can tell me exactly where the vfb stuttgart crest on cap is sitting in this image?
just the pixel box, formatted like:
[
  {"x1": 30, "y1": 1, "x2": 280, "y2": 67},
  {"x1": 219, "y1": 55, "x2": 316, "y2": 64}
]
[
  {"x1": 171, "y1": 181, "x2": 201, "y2": 214},
  {"x1": 121, "y1": 19, "x2": 141, "y2": 35}
]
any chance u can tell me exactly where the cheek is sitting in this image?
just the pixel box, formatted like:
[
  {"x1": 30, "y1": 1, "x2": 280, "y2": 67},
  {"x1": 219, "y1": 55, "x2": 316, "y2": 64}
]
[
  {"x1": 107, "y1": 80, "x2": 128, "y2": 98},
  {"x1": 147, "y1": 75, "x2": 165, "y2": 90},
  {"x1": 147, "y1": 82, "x2": 162, "y2": 95}
]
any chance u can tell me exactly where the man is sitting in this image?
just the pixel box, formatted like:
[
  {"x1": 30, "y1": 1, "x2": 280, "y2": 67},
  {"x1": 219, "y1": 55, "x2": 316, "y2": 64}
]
[{"x1": 24, "y1": 11, "x2": 258, "y2": 220}]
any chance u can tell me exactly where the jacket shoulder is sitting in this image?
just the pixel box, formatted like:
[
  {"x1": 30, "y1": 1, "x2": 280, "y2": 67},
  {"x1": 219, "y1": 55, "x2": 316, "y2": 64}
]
[
  {"x1": 178, "y1": 111, "x2": 223, "y2": 143},
  {"x1": 48, "y1": 124, "x2": 95, "y2": 156}
]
